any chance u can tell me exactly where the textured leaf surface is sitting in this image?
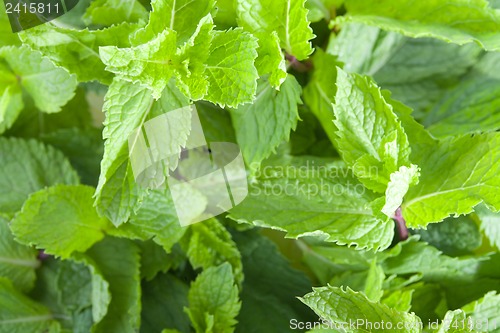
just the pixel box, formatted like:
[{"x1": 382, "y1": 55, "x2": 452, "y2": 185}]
[
  {"x1": 55, "y1": 260, "x2": 95, "y2": 331},
  {"x1": 109, "y1": 188, "x2": 187, "y2": 252},
  {"x1": 19, "y1": 23, "x2": 141, "y2": 83},
  {"x1": 0, "y1": 138, "x2": 79, "y2": 216},
  {"x1": 412, "y1": 216, "x2": 481, "y2": 256},
  {"x1": 424, "y1": 53, "x2": 500, "y2": 137},
  {"x1": 0, "y1": 11, "x2": 20, "y2": 47},
  {"x1": 95, "y1": 79, "x2": 189, "y2": 225},
  {"x1": 475, "y1": 204, "x2": 500, "y2": 250},
  {"x1": 339, "y1": 0, "x2": 500, "y2": 51},
  {"x1": 0, "y1": 46, "x2": 77, "y2": 114},
  {"x1": 186, "y1": 263, "x2": 241, "y2": 333},
  {"x1": 234, "y1": 231, "x2": 316, "y2": 333},
  {"x1": 436, "y1": 310, "x2": 476, "y2": 333},
  {"x1": 402, "y1": 133, "x2": 500, "y2": 227},
  {"x1": 182, "y1": 218, "x2": 243, "y2": 285},
  {"x1": 329, "y1": 22, "x2": 481, "y2": 116},
  {"x1": 328, "y1": 22, "x2": 405, "y2": 76},
  {"x1": 132, "y1": 0, "x2": 215, "y2": 45},
  {"x1": 174, "y1": 15, "x2": 213, "y2": 100},
  {"x1": 83, "y1": 0, "x2": 148, "y2": 26},
  {"x1": 254, "y1": 32, "x2": 287, "y2": 89},
  {"x1": 141, "y1": 273, "x2": 190, "y2": 333},
  {"x1": 303, "y1": 49, "x2": 340, "y2": 145},
  {"x1": 101, "y1": 29, "x2": 177, "y2": 99},
  {"x1": 236, "y1": 0, "x2": 314, "y2": 60},
  {"x1": 333, "y1": 69, "x2": 413, "y2": 193},
  {"x1": 300, "y1": 286, "x2": 422, "y2": 332},
  {"x1": 83, "y1": 238, "x2": 141, "y2": 333},
  {"x1": 0, "y1": 75, "x2": 22, "y2": 135},
  {"x1": 231, "y1": 75, "x2": 301, "y2": 170},
  {"x1": 0, "y1": 277, "x2": 57, "y2": 333},
  {"x1": 228, "y1": 159, "x2": 394, "y2": 251},
  {"x1": 11, "y1": 185, "x2": 112, "y2": 259},
  {"x1": 204, "y1": 29, "x2": 259, "y2": 107},
  {"x1": 0, "y1": 219, "x2": 39, "y2": 292},
  {"x1": 382, "y1": 164, "x2": 419, "y2": 217},
  {"x1": 463, "y1": 291, "x2": 500, "y2": 331}
]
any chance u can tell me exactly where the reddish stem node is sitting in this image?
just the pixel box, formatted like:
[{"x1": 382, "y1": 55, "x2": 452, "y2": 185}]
[{"x1": 393, "y1": 207, "x2": 409, "y2": 241}]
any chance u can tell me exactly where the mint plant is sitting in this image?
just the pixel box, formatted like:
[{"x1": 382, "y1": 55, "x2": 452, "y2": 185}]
[{"x1": 1, "y1": 0, "x2": 500, "y2": 332}]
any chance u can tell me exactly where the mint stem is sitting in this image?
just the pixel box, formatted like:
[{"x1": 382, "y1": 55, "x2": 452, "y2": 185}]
[
  {"x1": 393, "y1": 207, "x2": 409, "y2": 241},
  {"x1": 285, "y1": 54, "x2": 312, "y2": 72}
]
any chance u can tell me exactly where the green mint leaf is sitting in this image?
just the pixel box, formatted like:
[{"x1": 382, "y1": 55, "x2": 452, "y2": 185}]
[
  {"x1": 40, "y1": 127, "x2": 104, "y2": 186},
  {"x1": 132, "y1": 0, "x2": 215, "y2": 46},
  {"x1": 254, "y1": 32, "x2": 287, "y2": 89},
  {"x1": 6, "y1": 87, "x2": 94, "y2": 138},
  {"x1": 234, "y1": 231, "x2": 316, "y2": 333},
  {"x1": 108, "y1": 188, "x2": 188, "y2": 252},
  {"x1": 306, "y1": 0, "x2": 341, "y2": 22},
  {"x1": 0, "y1": 78, "x2": 22, "y2": 135},
  {"x1": 236, "y1": 0, "x2": 315, "y2": 60},
  {"x1": 0, "y1": 218, "x2": 39, "y2": 293},
  {"x1": 174, "y1": 15, "x2": 214, "y2": 100},
  {"x1": 462, "y1": 291, "x2": 500, "y2": 330},
  {"x1": 213, "y1": 0, "x2": 238, "y2": 28},
  {"x1": 66, "y1": 258, "x2": 110, "y2": 326},
  {"x1": 53, "y1": 261, "x2": 97, "y2": 333},
  {"x1": 186, "y1": 263, "x2": 241, "y2": 333},
  {"x1": 204, "y1": 28, "x2": 259, "y2": 107},
  {"x1": 436, "y1": 310, "x2": 476, "y2": 333},
  {"x1": 196, "y1": 101, "x2": 236, "y2": 143},
  {"x1": 0, "y1": 11, "x2": 20, "y2": 47},
  {"x1": 230, "y1": 75, "x2": 301, "y2": 170},
  {"x1": 382, "y1": 289, "x2": 414, "y2": 313},
  {"x1": 328, "y1": 22, "x2": 405, "y2": 76},
  {"x1": 382, "y1": 164, "x2": 419, "y2": 217},
  {"x1": 374, "y1": 39, "x2": 480, "y2": 117},
  {"x1": 333, "y1": 69, "x2": 414, "y2": 194},
  {"x1": 95, "y1": 78, "x2": 189, "y2": 225},
  {"x1": 74, "y1": 238, "x2": 141, "y2": 333},
  {"x1": 83, "y1": 0, "x2": 148, "y2": 26},
  {"x1": 0, "y1": 46, "x2": 77, "y2": 114},
  {"x1": 19, "y1": 23, "x2": 141, "y2": 83},
  {"x1": 181, "y1": 218, "x2": 243, "y2": 285},
  {"x1": 0, "y1": 138, "x2": 79, "y2": 216},
  {"x1": 90, "y1": 238, "x2": 141, "y2": 333},
  {"x1": 381, "y1": 91, "x2": 436, "y2": 155},
  {"x1": 303, "y1": 49, "x2": 340, "y2": 145},
  {"x1": 0, "y1": 277, "x2": 58, "y2": 332},
  {"x1": 338, "y1": 0, "x2": 500, "y2": 51},
  {"x1": 136, "y1": 240, "x2": 173, "y2": 281},
  {"x1": 142, "y1": 273, "x2": 191, "y2": 333},
  {"x1": 412, "y1": 216, "x2": 482, "y2": 256},
  {"x1": 424, "y1": 53, "x2": 500, "y2": 138},
  {"x1": 100, "y1": 29, "x2": 177, "y2": 99},
  {"x1": 363, "y1": 259, "x2": 385, "y2": 302},
  {"x1": 300, "y1": 286, "x2": 422, "y2": 332},
  {"x1": 228, "y1": 158, "x2": 394, "y2": 251},
  {"x1": 380, "y1": 237, "x2": 466, "y2": 276},
  {"x1": 10, "y1": 185, "x2": 112, "y2": 259},
  {"x1": 329, "y1": 22, "x2": 482, "y2": 116},
  {"x1": 46, "y1": 260, "x2": 95, "y2": 332},
  {"x1": 475, "y1": 204, "x2": 500, "y2": 250},
  {"x1": 402, "y1": 133, "x2": 500, "y2": 227}
]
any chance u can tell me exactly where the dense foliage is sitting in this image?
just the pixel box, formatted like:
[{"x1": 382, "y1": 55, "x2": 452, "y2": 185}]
[{"x1": 2, "y1": 0, "x2": 500, "y2": 332}]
